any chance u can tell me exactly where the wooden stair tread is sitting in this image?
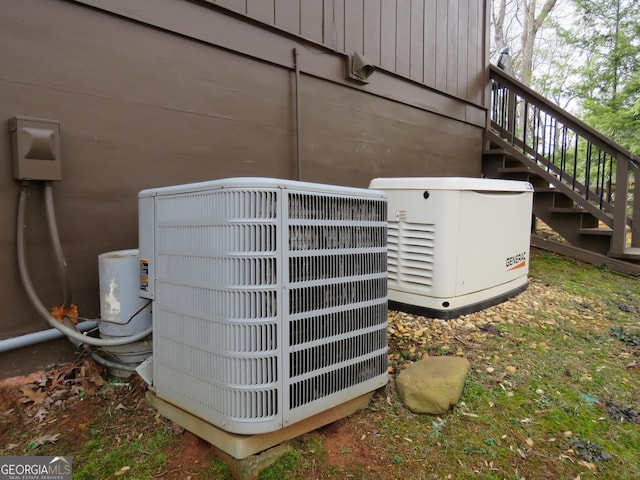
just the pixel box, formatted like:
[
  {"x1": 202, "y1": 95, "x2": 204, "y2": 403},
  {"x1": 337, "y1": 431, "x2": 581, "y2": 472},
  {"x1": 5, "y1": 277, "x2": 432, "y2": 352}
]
[
  {"x1": 498, "y1": 166, "x2": 531, "y2": 173},
  {"x1": 483, "y1": 148, "x2": 506, "y2": 155},
  {"x1": 548, "y1": 207, "x2": 586, "y2": 213},
  {"x1": 621, "y1": 247, "x2": 640, "y2": 260},
  {"x1": 576, "y1": 227, "x2": 613, "y2": 236}
]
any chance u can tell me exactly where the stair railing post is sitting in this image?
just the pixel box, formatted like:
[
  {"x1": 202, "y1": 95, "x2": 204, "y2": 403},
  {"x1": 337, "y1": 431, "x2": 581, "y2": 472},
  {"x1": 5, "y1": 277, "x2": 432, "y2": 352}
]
[
  {"x1": 632, "y1": 164, "x2": 639, "y2": 248},
  {"x1": 507, "y1": 89, "x2": 517, "y2": 144},
  {"x1": 611, "y1": 156, "x2": 630, "y2": 256}
]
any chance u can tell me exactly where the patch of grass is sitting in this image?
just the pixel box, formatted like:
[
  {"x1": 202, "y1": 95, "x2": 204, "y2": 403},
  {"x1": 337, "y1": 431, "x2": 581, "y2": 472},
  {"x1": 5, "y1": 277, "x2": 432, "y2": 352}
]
[
  {"x1": 202, "y1": 458, "x2": 234, "y2": 479},
  {"x1": 258, "y1": 449, "x2": 303, "y2": 480},
  {"x1": 73, "y1": 430, "x2": 174, "y2": 479}
]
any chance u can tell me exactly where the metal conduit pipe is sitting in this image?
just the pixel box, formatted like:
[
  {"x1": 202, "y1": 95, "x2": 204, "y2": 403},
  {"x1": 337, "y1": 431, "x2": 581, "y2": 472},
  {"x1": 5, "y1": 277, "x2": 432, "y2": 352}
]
[
  {"x1": 91, "y1": 352, "x2": 136, "y2": 373},
  {"x1": 293, "y1": 48, "x2": 301, "y2": 181},
  {"x1": 43, "y1": 182, "x2": 73, "y2": 310},
  {"x1": 17, "y1": 184, "x2": 153, "y2": 348}
]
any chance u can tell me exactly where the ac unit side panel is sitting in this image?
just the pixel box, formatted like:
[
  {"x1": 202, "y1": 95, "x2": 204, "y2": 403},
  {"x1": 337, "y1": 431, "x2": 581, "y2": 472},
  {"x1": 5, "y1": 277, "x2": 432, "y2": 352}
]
[
  {"x1": 150, "y1": 187, "x2": 285, "y2": 434},
  {"x1": 138, "y1": 195, "x2": 155, "y2": 299},
  {"x1": 282, "y1": 190, "x2": 389, "y2": 424},
  {"x1": 152, "y1": 361, "x2": 280, "y2": 435}
]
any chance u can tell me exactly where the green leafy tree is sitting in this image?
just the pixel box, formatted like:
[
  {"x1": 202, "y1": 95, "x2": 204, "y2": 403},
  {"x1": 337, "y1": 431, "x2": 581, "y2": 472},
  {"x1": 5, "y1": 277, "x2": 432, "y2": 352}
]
[{"x1": 560, "y1": 0, "x2": 640, "y2": 155}]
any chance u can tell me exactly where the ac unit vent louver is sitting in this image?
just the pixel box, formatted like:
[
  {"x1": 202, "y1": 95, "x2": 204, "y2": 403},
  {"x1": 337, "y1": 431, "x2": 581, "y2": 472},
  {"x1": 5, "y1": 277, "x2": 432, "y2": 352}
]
[{"x1": 139, "y1": 178, "x2": 388, "y2": 435}]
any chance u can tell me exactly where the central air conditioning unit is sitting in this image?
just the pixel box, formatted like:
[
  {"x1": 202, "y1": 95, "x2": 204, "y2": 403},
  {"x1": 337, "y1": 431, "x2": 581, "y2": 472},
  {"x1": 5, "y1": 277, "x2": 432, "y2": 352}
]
[
  {"x1": 369, "y1": 177, "x2": 533, "y2": 319},
  {"x1": 138, "y1": 178, "x2": 388, "y2": 446}
]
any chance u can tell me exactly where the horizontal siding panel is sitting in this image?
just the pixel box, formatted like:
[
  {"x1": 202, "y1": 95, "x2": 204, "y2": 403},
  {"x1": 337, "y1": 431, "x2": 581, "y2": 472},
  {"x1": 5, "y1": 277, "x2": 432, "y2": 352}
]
[{"x1": 300, "y1": 77, "x2": 482, "y2": 186}]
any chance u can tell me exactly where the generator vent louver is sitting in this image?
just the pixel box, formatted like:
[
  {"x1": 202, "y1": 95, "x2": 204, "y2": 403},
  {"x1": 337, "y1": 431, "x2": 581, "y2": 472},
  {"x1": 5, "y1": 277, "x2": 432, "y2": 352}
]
[
  {"x1": 387, "y1": 220, "x2": 436, "y2": 288},
  {"x1": 140, "y1": 178, "x2": 388, "y2": 435}
]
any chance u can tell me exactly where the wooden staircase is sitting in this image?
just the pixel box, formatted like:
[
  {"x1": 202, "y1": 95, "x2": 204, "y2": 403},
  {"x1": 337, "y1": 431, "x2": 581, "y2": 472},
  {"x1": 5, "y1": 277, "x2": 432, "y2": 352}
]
[{"x1": 484, "y1": 65, "x2": 640, "y2": 275}]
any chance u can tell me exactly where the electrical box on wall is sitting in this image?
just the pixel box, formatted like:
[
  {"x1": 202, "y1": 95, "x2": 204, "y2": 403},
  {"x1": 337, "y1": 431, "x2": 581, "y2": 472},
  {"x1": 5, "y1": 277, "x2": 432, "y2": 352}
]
[{"x1": 9, "y1": 116, "x2": 62, "y2": 181}]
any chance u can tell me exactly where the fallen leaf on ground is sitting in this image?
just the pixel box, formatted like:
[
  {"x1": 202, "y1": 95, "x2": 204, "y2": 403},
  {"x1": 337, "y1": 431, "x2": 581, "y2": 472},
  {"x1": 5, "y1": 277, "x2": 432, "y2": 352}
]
[
  {"x1": 577, "y1": 460, "x2": 596, "y2": 471},
  {"x1": 115, "y1": 466, "x2": 130, "y2": 476},
  {"x1": 19, "y1": 386, "x2": 47, "y2": 405},
  {"x1": 33, "y1": 407, "x2": 48, "y2": 422},
  {"x1": 30, "y1": 433, "x2": 60, "y2": 447}
]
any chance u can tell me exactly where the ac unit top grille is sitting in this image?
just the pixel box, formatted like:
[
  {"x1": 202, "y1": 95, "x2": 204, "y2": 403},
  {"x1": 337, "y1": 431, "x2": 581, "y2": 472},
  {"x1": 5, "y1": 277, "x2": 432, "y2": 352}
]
[
  {"x1": 289, "y1": 193, "x2": 386, "y2": 221},
  {"x1": 156, "y1": 190, "x2": 278, "y2": 223}
]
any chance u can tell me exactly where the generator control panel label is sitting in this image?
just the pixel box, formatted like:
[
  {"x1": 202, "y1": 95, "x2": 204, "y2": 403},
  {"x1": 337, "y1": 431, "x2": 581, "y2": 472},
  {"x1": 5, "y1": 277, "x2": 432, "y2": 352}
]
[
  {"x1": 139, "y1": 259, "x2": 150, "y2": 292},
  {"x1": 394, "y1": 210, "x2": 407, "y2": 221}
]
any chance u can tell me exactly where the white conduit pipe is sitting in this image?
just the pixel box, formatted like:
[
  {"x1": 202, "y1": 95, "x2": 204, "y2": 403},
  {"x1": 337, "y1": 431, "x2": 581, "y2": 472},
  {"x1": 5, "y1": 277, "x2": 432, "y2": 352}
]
[
  {"x1": 17, "y1": 184, "x2": 153, "y2": 348},
  {"x1": 0, "y1": 321, "x2": 98, "y2": 354}
]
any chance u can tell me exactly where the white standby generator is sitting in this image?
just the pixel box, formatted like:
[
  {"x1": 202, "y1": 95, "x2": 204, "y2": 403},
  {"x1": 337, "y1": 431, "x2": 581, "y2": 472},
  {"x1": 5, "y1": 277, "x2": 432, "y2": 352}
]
[
  {"x1": 369, "y1": 177, "x2": 533, "y2": 319},
  {"x1": 138, "y1": 178, "x2": 388, "y2": 441}
]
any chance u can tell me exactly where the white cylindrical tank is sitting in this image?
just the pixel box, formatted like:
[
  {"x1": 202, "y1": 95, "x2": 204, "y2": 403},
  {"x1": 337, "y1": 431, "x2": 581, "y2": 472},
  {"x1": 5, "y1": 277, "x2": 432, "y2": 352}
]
[{"x1": 98, "y1": 249, "x2": 152, "y2": 337}]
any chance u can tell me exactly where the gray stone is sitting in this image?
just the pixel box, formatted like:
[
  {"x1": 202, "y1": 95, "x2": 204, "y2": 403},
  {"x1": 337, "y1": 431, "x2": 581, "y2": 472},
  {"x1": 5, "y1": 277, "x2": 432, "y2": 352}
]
[
  {"x1": 213, "y1": 442, "x2": 293, "y2": 480},
  {"x1": 396, "y1": 356, "x2": 471, "y2": 415}
]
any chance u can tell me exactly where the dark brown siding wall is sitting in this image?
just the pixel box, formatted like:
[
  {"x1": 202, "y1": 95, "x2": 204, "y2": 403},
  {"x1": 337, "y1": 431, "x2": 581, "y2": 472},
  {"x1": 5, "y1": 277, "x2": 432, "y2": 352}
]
[
  {"x1": 0, "y1": 0, "x2": 485, "y2": 348},
  {"x1": 208, "y1": 0, "x2": 486, "y2": 104}
]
